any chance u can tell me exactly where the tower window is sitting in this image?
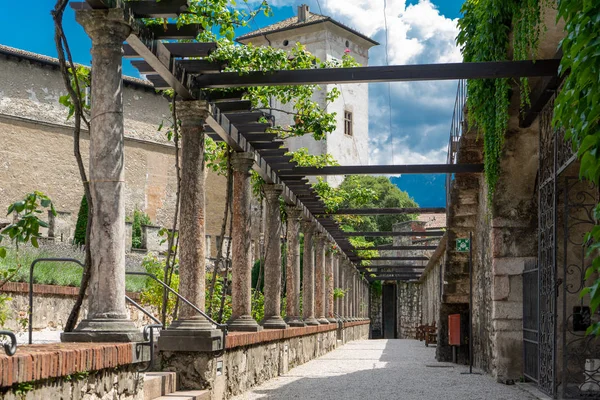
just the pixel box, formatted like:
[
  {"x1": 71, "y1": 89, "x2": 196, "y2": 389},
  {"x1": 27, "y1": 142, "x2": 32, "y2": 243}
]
[{"x1": 344, "y1": 111, "x2": 353, "y2": 136}]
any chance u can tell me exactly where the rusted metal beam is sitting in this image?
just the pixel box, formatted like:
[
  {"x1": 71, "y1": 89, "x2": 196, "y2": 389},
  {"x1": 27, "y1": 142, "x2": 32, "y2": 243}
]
[
  {"x1": 321, "y1": 207, "x2": 446, "y2": 215},
  {"x1": 279, "y1": 164, "x2": 484, "y2": 176}
]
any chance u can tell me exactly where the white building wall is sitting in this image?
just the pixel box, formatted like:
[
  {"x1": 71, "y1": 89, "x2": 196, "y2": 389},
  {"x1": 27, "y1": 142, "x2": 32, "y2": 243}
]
[{"x1": 239, "y1": 21, "x2": 374, "y2": 186}]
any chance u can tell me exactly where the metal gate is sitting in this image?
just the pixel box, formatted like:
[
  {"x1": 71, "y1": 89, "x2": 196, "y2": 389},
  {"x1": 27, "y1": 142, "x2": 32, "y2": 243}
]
[
  {"x1": 523, "y1": 259, "x2": 539, "y2": 382},
  {"x1": 538, "y1": 91, "x2": 559, "y2": 396},
  {"x1": 561, "y1": 177, "x2": 600, "y2": 399}
]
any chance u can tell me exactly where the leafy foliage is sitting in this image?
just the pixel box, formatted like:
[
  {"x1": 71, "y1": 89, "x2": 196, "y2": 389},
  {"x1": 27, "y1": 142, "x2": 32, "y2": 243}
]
[
  {"x1": 553, "y1": 0, "x2": 600, "y2": 335},
  {"x1": 457, "y1": 0, "x2": 550, "y2": 201},
  {"x1": 287, "y1": 148, "x2": 340, "y2": 168},
  {"x1": 73, "y1": 195, "x2": 88, "y2": 246},
  {"x1": 128, "y1": 208, "x2": 151, "y2": 249},
  {"x1": 58, "y1": 66, "x2": 90, "y2": 121}
]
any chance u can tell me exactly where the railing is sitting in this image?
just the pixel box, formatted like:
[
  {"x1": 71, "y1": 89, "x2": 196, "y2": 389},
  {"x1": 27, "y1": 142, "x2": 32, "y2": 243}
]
[
  {"x1": 26, "y1": 258, "x2": 226, "y2": 353},
  {"x1": 445, "y1": 80, "x2": 467, "y2": 209},
  {"x1": 0, "y1": 330, "x2": 17, "y2": 355}
]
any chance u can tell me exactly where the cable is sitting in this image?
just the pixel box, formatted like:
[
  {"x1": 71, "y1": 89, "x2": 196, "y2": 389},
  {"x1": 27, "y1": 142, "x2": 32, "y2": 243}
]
[{"x1": 383, "y1": 0, "x2": 394, "y2": 164}]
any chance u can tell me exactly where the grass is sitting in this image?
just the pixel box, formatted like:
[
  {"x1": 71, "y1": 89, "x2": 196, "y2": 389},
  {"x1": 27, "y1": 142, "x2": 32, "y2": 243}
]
[{"x1": 0, "y1": 248, "x2": 147, "y2": 293}]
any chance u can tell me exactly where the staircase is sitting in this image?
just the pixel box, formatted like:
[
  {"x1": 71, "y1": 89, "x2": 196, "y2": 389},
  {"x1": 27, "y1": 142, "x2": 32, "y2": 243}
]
[{"x1": 144, "y1": 372, "x2": 210, "y2": 400}]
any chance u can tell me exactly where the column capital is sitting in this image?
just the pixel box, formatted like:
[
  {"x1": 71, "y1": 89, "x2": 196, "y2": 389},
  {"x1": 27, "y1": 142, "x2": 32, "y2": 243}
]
[
  {"x1": 286, "y1": 206, "x2": 303, "y2": 220},
  {"x1": 314, "y1": 232, "x2": 326, "y2": 246},
  {"x1": 75, "y1": 9, "x2": 131, "y2": 45},
  {"x1": 177, "y1": 100, "x2": 209, "y2": 127},
  {"x1": 301, "y1": 219, "x2": 315, "y2": 234},
  {"x1": 231, "y1": 152, "x2": 255, "y2": 173},
  {"x1": 263, "y1": 183, "x2": 283, "y2": 201}
]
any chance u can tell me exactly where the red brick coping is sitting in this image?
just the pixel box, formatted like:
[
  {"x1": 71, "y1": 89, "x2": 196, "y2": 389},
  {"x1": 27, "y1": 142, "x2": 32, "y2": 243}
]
[
  {"x1": 0, "y1": 342, "x2": 139, "y2": 388},
  {"x1": 1, "y1": 282, "x2": 140, "y2": 300},
  {"x1": 225, "y1": 320, "x2": 370, "y2": 349}
]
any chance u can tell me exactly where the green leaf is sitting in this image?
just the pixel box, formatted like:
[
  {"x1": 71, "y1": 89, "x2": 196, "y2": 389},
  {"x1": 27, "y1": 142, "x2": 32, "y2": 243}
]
[
  {"x1": 0, "y1": 247, "x2": 6, "y2": 258},
  {"x1": 31, "y1": 236, "x2": 39, "y2": 248}
]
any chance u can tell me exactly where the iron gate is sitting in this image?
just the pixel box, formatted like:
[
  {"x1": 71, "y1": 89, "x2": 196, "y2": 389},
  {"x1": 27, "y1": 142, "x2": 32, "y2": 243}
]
[
  {"x1": 538, "y1": 91, "x2": 559, "y2": 396},
  {"x1": 561, "y1": 177, "x2": 600, "y2": 399}
]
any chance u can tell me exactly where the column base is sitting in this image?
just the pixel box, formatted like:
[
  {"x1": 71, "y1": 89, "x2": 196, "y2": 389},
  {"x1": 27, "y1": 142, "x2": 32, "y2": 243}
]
[
  {"x1": 261, "y1": 315, "x2": 288, "y2": 330},
  {"x1": 61, "y1": 318, "x2": 143, "y2": 343},
  {"x1": 228, "y1": 315, "x2": 263, "y2": 332},
  {"x1": 317, "y1": 317, "x2": 331, "y2": 325},
  {"x1": 158, "y1": 317, "x2": 224, "y2": 352},
  {"x1": 327, "y1": 317, "x2": 337, "y2": 324},
  {"x1": 304, "y1": 317, "x2": 320, "y2": 326},
  {"x1": 285, "y1": 316, "x2": 306, "y2": 327}
]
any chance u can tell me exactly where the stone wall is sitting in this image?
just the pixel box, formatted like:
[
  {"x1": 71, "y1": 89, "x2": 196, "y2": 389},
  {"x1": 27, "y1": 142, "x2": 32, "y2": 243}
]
[
  {"x1": 159, "y1": 322, "x2": 370, "y2": 399},
  {"x1": 396, "y1": 282, "x2": 421, "y2": 339},
  {"x1": 1, "y1": 365, "x2": 144, "y2": 400},
  {"x1": 420, "y1": 235, "x2": 445, "y2": 327},
  {"x1": 0, "y1": 47, "x2": 227, "y2": 240},
  {"x1": 370, "y1": 288, "x2": 382, "y2": 338},
  {"x1": 0, "y1": 282, "x2": 155, "y2": 333}
]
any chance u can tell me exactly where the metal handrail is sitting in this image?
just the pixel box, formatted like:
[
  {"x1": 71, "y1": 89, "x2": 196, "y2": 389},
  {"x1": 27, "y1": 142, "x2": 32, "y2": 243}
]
[
  {"x1": 137, "y1": 323, "x2": 163, "y2": 372},
  {"x1": 124, "y1": 271, "x2": 227, "y2": 329},
  {"x1": 445, "y1": 80, "x2": 467, "y2": 210},
  {"x1": 0, "y1": 330, "x2": 17, "y2": 355},
  {"x1": 25, "y1": 258, "x2": 227, "y2": 352}
]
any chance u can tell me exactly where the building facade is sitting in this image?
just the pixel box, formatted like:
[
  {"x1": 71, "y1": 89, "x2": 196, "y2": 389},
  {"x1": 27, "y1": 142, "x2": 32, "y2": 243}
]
[{"x1": 238, "y1": 4, "x2": 377, "y2": 186}]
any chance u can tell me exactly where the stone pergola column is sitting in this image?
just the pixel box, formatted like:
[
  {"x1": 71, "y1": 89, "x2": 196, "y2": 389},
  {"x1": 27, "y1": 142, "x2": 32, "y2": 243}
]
[
  {"x1": 302, "y1": 220, "x2": 319, "y2": 325},
  {"x1": 314, "y1": 233, "x2": 329, "y2": 324},
  {"x1": 159, "y1": 101, "x2": 222, "y2": 351},
  {"x1": 351, "y1": 269, "x2": 357, "y2": 320},
  {"x1": 343, "y1": 261, "x2": 351, "y2": 321},
  {"x1": 229, "y1": 152, "x2": 261, "y2": 332},
  {"x1": 326, "y1": 244, "x2": 336, "y2": 323},
  {"x1": 285, "y1": 206, "x2": 305, "y2": 327},
  {"x1": 64, "y1": 9, "x2": 141, "y2": 342},
  {"x1": 261, "y1": 184, "x2": 287, "y2": 329},
  {"x1": 333, "y1": 253, "x2": 340, "y2": 319}
]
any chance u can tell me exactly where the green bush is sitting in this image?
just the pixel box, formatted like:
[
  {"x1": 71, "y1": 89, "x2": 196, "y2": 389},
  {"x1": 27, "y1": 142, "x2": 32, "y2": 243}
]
[
  {"x1": 73, "y1": 195, "x2": 88, "y2": 246},
  {"x1": 130, "y1": 208, "x2": 151, "y2": 249}
]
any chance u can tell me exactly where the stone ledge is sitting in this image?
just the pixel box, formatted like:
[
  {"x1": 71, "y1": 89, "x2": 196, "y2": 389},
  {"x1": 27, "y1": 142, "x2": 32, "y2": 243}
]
[
  {"x1": 0, "y1": 342, "x2": 143, "y2": 388},
  {"x1": 225, "y1": 320, "x2": 370, "y2": 349},
  {"x1": 0, "y1": 281, "x2": 140, "y2": 300}
]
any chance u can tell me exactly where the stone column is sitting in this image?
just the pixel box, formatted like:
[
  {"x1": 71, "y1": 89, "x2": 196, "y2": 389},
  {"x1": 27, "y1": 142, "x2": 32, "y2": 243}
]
[
  {"x1": 302, "y1": 220, "x2": 319, "y2": 325},
  {"x1": 351, "y1": 269, "x2": 357, "y2": 320},
  {"x1": 228, "y1": 152, "x2": 262, "y2": 332},
  {"x1": 326, "y1": 244, "x2": 336, "y2": 323},
  {"x1": 341, "y1": 261, "x2": 348, "y2": 320},
  {"x1": 334, "y1": 254, "x2": 339, "y2": 319},
  {"x1": 63, "y1": 9, "x2": 141, "y2": 342},
  {"x1": 261, "y1": 184, "x2": 287, "y2": 329},
  {"x1": 285, "y1": 206, "x2": 305, "y2": 326},
  {"x1": 314, "y1": 233, "x2": 329, "y2": 324},
  {"x1": 158, "y1": 101, "x2": 222, "y2": 351}
]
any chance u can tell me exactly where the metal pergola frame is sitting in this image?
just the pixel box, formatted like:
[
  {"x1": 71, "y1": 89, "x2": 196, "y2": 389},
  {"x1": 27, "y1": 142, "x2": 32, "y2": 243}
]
[{"x1": 72, "y1": 0, "x2": 561, "y2": 281}]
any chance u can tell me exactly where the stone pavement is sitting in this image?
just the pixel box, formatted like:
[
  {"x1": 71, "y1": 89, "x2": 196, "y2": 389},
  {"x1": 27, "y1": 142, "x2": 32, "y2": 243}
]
[{"x1": 232, "y1": 339, "x2": 537, "y2": 400}]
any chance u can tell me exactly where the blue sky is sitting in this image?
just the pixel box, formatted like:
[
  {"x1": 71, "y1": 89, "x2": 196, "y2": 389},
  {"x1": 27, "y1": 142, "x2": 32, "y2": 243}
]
[{"x1": 0, "y1": 0, "x2": 465, "y2": 169}]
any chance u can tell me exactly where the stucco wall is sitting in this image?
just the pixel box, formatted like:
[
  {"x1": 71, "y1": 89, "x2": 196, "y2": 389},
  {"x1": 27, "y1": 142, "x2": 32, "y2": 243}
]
[{"x1": 0, "y1": 52, "x2": 227, "y2": 239}]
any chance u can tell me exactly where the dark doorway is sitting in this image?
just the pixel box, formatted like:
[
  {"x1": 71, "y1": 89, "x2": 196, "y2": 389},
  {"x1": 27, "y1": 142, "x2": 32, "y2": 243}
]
[{"x1": 382, "y1": 284, "x2": 397, "y2": 339}]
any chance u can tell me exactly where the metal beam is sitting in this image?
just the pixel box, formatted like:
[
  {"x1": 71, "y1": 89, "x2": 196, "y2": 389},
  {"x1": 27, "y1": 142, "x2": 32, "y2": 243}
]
[
  {"x1": 337, "y1": 231, "x2": 444, "y2": 237},
  {"x1": 359, "y1": 256, "x2": 429, "y2": 261},
  {"x1": 359, "y1": 265, "x2": 426, "y2": 269},
  {"x1": 194, "y1": 59, "x2": 560, "y2": 88},
  {"x1": 352, "y1": 245, "x2": 438, "y2": 251},
  {"x1": 321, "y1": 207, "x2": 446, "y2": 215},
  {"x1": 279, "y1": 164, "x2": 484, "y2": 176}
]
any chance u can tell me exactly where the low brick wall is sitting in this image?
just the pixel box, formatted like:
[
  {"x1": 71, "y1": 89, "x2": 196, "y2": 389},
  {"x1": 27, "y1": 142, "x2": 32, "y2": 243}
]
[
  {"x1": 159, "y1": 320, "x2": 370, "y2": 399},
  {"x1": 0, "y1": 282, "x2": 153, "y2": 332},
  {"x1": 0, "y1": 342, "x2": 147, "y2": 399}
]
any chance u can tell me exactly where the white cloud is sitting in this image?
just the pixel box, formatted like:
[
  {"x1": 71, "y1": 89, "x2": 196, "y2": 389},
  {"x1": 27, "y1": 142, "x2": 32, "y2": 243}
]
[{"x1": 246, "y1": 0, "x2": 462, "y2": 166}]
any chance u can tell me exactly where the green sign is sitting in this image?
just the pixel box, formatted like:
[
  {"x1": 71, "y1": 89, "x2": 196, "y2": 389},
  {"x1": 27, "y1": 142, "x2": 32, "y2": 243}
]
[{"x1": 456, "y1": 238, "x2": 470, "y2": 252}]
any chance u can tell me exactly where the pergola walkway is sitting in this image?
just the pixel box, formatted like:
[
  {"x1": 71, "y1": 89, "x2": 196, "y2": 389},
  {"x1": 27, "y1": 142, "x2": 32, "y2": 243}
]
[{"x1": 232, "y1": 340, "x2": 537, "y2": 400}]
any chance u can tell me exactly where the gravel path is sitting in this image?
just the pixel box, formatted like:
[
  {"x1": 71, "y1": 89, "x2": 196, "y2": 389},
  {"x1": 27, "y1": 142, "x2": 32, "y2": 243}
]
[{"x1": 232, "y1": 339, "x2": 536, "y2": 400}]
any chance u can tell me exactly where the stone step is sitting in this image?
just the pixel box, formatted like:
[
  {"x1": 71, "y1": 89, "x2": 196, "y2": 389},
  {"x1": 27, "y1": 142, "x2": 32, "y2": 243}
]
[
  {"x1": 144, "y1": 372, "x2": 178, "y2": 400},
  {"x1": 154, "y1": 390, "x2": 211, "y2": 400}
]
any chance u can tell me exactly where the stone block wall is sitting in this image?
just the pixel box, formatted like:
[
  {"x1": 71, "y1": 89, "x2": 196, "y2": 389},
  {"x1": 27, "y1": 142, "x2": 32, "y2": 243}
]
[
  {"x1": 159, "y1": 322, "x2": 370, "y2": 399},
  {"x1": 0, "y1": 282, "x2": 156, "y2": 332},
  {"x1": 396, "y1": 282, "x2": 422, "y2": 339},
  {"x1": 370, "y1": 287, "x2": 382, "y2": 339}
]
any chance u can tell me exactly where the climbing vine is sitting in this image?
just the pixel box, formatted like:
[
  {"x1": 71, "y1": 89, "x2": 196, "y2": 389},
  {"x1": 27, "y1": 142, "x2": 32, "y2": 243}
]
[
  {"x1": 457, "y1": 0, "x2": 550, "y2": 201},
  {"x1": 553, "y1": 1, "x2": 600, "y2": 335}
]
